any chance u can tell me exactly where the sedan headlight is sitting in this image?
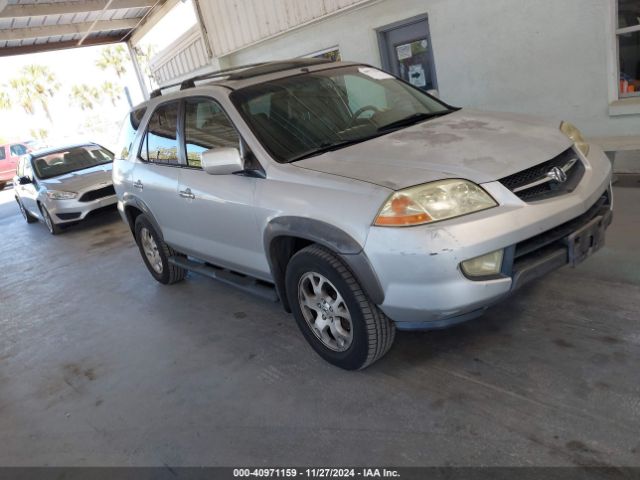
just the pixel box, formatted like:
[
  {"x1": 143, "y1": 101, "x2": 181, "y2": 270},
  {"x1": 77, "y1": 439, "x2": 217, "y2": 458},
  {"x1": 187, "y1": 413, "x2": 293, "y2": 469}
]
[
  {"x1": 374, "y1": 179, "x2": 497, "y2": 227},
  {"x1": 560, "y1": 121, "x2": 589, "y2": 157},
  {"x1": 46, "y1": 190, "x2": 78, "y2": 200}
]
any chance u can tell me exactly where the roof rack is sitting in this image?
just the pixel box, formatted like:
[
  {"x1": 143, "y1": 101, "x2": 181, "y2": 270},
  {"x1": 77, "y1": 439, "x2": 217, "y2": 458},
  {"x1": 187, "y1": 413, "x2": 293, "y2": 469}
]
[
  {"x1": 149, "y1": 62, "x2": 267, "y2": 98},
  {"x1": 149, "y1": 58, "x2": 336, "y2": 98}
]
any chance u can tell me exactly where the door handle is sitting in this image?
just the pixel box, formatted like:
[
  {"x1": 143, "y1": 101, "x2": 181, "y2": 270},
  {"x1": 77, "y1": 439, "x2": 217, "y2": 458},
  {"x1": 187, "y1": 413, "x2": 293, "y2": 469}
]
[
  {"x1": 179, "y1": 188, "x2": 195, "y2": 199},
  {"x1": 133, "y1": 180, "x2": 143, "y2": 190}
]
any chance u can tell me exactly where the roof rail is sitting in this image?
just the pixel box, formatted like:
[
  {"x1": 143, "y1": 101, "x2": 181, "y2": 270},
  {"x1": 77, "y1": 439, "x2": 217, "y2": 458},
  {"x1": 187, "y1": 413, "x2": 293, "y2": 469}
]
[
  {"x1": 149, "y1": 62, "x2": 269, "y2": 98},
  {"x1": 149, "y1": 58, "x2": 336, "y2": 98}
]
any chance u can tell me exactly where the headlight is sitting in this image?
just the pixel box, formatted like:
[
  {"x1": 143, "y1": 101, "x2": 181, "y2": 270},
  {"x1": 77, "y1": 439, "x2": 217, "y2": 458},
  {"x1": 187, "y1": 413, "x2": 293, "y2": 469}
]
[
  {"x1": 461, "y1": 249, "x2": 504, "y2": 277},
  {"x1": 560, "y1": 121, "x2": 589, "y2": 157},
  {"x1": 374, "y1": 179, "x2": 497, "y2": 227},
  {"x1": 46, "y1": 190, "x2": 77, "y2": 200}
]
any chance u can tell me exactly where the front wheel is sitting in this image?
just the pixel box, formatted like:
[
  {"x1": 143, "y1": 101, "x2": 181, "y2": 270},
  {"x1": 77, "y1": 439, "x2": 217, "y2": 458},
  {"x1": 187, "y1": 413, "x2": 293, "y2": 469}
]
[
  {"x1": 285, "y1": 245, "x2": 395, "y2": 370},
  {"x1": 39, "y1": 204, "x2": 61, "y2": 234}
]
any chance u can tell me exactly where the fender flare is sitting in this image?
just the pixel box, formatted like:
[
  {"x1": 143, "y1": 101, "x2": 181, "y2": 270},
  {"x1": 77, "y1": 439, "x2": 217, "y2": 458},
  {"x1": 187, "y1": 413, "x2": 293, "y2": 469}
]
[
  {"x1": 121, "y1": 194, "x2": 164, "y2": 240},
  {"x1": 264, "y1": 216, "x2": 385, "y2": 309}
]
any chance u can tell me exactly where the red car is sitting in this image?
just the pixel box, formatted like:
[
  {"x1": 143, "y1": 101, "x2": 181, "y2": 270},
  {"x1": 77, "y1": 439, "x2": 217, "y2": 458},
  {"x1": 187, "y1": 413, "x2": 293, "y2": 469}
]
[{"x1": 0, "y1": 142, "x2": 29, "y2": 190}]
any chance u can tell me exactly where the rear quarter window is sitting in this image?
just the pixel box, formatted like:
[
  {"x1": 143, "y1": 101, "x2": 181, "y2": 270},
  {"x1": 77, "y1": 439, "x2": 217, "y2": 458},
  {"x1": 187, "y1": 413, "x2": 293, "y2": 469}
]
[{"x1": 116, "y1": 107, "x2": 147, "y2": 161}]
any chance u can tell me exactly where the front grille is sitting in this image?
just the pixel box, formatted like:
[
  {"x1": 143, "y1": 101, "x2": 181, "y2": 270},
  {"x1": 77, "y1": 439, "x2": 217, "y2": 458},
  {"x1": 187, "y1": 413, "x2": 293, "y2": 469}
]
[
  {"x1": 79, "y1": 185, "x2": 115, "y2": 202},
  {"x1": 56, "y1": 212, "x2": 81, "y2": 220},
  {"x1": 513, "y1": 189, "x2": 612, "y2": 263},
  {"x1": 499, "y1": 148, "x2": 585, "y2": 202}
]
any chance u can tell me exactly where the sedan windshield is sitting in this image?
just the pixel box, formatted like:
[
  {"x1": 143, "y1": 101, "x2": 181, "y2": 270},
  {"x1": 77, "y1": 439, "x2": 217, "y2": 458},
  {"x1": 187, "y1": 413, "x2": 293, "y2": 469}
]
[
  {"x1": 231, "y1": 65, "x2": 454, "y2": 163},
  {"x1": 33, "y1": 145, "x2": 114, "y2": 180}
]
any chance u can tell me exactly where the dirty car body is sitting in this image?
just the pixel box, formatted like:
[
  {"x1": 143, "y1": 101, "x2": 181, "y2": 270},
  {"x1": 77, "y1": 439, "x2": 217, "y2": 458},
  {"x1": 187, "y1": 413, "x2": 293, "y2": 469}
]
[
  {"x1": 114, "y1": 60, "x2": 612, "y2": 369},
  {"x1": 14, "y1": 143, "x2": 117, "y2": 234}
]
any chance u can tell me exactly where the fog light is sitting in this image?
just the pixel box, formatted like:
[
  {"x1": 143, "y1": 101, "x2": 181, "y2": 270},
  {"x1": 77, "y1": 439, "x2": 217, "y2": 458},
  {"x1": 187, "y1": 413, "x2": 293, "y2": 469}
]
[{"x1": 461, "y1": 249, "x2": 504, "y2": 277}]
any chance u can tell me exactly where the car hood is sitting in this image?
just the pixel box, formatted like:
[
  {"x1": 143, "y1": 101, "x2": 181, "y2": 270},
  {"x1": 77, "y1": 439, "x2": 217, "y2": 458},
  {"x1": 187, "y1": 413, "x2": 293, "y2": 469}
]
[
  {"x1": 292, "y1": 110, "x2": 573, "y2": 190},
  {"x1": 40, "y1": 163, "x2": 113, "y2": 192}
]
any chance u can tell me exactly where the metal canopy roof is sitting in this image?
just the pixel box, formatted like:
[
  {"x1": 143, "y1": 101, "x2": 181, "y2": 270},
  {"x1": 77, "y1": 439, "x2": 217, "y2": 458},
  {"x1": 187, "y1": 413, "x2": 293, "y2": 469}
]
[{"x1": 0, "y1": 0, "x2": 167, "y2": 57}]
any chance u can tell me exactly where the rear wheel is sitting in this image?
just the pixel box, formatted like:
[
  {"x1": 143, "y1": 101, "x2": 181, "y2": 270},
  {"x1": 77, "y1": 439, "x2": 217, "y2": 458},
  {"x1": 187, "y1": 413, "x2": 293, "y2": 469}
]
[
  {"x1": 134, "y1": 215, "x2": 186, "y2": 284},
  {"x1": 285, "y1": 245, "x2": 395, "y2": 370},
  {"x1": 39, "y1": 204, "x2": 61, "y2": 235},
  {"x1": 16, "y1": 198, "x2": 37, "y2": 223},
  {"x1": 0, "y1": 181, "x2": 6, "y2": 191}
]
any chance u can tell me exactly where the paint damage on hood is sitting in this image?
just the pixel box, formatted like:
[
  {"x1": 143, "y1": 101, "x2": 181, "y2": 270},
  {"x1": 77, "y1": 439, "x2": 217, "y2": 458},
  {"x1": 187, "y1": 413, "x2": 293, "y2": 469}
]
[{"x1": 293, "y1": 109, "x2": 573, "y2": 190}]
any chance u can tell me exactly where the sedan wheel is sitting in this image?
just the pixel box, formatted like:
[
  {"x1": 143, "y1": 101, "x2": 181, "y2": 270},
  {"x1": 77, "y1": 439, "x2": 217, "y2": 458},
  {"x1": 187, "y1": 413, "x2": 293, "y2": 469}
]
[{"x1": 40, "y1": 205, "x2": 60, "y2": 234}]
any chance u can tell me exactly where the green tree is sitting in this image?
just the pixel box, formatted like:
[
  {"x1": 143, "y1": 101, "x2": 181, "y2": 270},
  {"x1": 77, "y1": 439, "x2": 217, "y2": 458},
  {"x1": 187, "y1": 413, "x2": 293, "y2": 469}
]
[
  {"x1": 29, "y1": 128, "x2": 49, "y2": 142},
  {"x1": 96, "y1": 45, "x2": 129, "y2": 79},
  {"x1": 134, "y1": 43, "x2": 158, "y2": 90},
  {"x1": 0, "y1": 90, "x2": 11, "y2": 110},
  {"x1": 100, "y1": 81, "x2": 122, "y2": 106},
  {"x1": 69, "y1": 84, "x2": 101, "y2": 111},
  {"x1": 8, "y1": 65, "x2": 60, "y2": 122}
]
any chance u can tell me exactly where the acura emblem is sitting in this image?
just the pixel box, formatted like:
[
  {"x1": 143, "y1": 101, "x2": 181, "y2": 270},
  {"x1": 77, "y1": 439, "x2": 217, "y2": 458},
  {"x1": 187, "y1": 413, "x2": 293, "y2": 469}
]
[{"x1": 547, "y1": 166, "x2": 567, "y2": 183}]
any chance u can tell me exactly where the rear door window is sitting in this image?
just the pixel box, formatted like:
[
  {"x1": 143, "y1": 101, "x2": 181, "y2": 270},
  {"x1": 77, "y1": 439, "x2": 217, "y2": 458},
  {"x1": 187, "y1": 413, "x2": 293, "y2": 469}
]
[
  {"x1": 141, "y1": 102, "x2": 180, "y2": 165},
  {"x1": 0, "y1": 147, "x2": 5, "y2": 161}
]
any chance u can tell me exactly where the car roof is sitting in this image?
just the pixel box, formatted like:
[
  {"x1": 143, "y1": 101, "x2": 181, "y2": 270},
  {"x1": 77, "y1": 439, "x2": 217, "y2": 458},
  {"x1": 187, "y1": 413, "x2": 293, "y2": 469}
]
[
  {"x1": 145, "y1": 59, "x2": 361, "y2": 104},
  {"x1": 29, "y1": 142, "x2": 101, "y2": 158}
]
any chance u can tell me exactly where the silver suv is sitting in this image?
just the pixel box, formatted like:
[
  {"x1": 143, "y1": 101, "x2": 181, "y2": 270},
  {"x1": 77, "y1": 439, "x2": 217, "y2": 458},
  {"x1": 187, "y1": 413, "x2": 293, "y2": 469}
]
[{"x1": 113, "y1": 59, "x2": 612, "y2": 369}]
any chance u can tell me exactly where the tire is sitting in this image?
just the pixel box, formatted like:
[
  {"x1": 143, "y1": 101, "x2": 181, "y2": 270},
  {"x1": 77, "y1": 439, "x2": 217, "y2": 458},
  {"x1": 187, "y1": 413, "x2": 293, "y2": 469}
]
[
  {"x1": 39, "y1": 204, "x2": 61, "y2": 235},
  {"x1": 134, "y1": 215, "x2": 186, "y2": 285},
  {"x1": 285, "y1": 245, "x2": 395, "y2": 370},
  {"x1": 16, "y1": 198, "x2": 37, "y2": 223},
  {"x1": 0, "y1": 181, "x2": 6, "y2": 191}
]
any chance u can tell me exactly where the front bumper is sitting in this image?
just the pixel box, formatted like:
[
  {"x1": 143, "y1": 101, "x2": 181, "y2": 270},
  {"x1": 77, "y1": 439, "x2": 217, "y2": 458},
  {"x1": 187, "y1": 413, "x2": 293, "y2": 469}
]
[
  {"x1": 45, "y1": 194, "x2": 117, "y2": 224},
  {"x1": 363, "y1": 146, "x2": 613, "y2": 330}
]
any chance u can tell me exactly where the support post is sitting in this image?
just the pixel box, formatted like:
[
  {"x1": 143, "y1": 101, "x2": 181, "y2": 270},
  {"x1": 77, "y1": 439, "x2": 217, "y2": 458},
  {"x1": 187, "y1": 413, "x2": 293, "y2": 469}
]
[{"x1": 127, "y1": 40, "x2": 149, "y2": 101}]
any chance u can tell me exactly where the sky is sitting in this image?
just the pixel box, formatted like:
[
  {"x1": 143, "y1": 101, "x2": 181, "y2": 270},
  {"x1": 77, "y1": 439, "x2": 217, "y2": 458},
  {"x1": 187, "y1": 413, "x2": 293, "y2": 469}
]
[{"x1": 0, "y1": 0, "x2": 197, "y2": 151}]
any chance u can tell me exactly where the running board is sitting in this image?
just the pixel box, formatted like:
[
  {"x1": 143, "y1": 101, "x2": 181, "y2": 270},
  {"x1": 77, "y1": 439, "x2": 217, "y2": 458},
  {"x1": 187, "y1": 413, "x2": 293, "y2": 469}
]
[{"x1": 168, "y1": 256, "x2": 279, "y2": 303}]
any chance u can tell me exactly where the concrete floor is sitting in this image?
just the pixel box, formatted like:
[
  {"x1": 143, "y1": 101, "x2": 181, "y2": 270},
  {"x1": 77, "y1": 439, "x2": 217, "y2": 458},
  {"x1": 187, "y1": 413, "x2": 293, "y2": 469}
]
[{"x1": 0, "y1": 182, "x2": 639, "y2": 467}]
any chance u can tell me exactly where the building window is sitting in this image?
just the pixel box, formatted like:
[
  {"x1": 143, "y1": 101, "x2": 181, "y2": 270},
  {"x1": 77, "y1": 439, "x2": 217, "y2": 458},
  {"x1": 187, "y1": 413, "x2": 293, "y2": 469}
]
[
  {"x1": 303, "y1": 47, "x2": 341, "y2": 62},
  {"x1": 617, "y1": 0, "x2": 640, "y2": 98}
]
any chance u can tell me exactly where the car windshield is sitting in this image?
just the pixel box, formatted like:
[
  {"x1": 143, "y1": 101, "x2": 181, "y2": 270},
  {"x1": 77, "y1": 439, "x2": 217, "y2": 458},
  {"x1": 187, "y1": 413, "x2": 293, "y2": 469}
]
[
  {"x1": 32, "y1": 145, "x2": 114, "y2": 180},
  {"x1": 231, "y1": 65, "x2": 454, "y2": 163}
]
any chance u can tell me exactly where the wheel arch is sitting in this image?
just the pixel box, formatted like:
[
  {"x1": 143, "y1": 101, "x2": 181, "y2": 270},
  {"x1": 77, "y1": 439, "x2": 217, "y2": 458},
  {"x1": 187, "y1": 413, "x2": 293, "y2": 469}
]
[
  {"x1": 122, "y1": 197, "x2": 163, "y2": 240},
  {"x1": 264, "y1": 216, "x2": 384, "y2": 312}
]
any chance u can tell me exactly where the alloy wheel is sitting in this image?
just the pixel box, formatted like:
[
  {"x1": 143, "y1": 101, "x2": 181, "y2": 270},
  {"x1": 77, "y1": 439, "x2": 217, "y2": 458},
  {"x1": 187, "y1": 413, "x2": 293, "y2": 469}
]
[
  {"x1": 298, "y1": 272, "x2": 353, "y2": 352},
  {"x1": 42, "y1": 207, "x2": 54, "y2": 233},
  {"x1": 140, "y1": 227, "x2": 163, "y2": 274},
  {"x1": 18, "y1": 200, "x2": 27, "y2": 220}
]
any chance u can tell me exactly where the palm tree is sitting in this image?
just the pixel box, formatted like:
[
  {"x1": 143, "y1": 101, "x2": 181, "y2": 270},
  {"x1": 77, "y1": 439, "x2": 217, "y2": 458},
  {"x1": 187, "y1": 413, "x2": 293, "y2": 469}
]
[
  {"x1": 29, "y1": 128, "x2": 49, "y2": 142},
  {"x1": 134, "y1": 43, "x2": 158, "y2": 90},
  {"x1": 8, "y1": 65, "x2": 60, "y2": 122},
  {"x1": 0, "y1": 90, "x2": 11, "y2": 110},
  {"x1": 96, "y1": 45, "x2": 129, "y2": 79},
  {"x1": 101, "y1": 81, "x2": 122, "y2": 106},
  {"x1": 69, "y1": 84, "x2": 101, "y2": 111}
]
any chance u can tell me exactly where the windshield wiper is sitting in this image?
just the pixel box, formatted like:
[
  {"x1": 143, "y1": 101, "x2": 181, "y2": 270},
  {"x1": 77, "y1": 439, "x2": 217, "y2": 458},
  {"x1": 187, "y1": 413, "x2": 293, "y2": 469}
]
[
  {"x1": 378, "y1": 110, "x2": 453, "y2": 132},
  {"x1": 287, "y1": 137, "x2": 380, "y2": 163}
]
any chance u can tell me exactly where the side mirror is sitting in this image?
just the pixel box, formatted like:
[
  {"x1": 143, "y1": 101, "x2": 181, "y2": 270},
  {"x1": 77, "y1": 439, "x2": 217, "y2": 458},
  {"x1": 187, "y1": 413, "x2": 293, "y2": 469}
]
[
  {"x1": 201, "y1": 148, "x2": 244, "y2": 175},
  {"x1": 18, "y1": 176, "x2": 32, "y2": 185},
  {"x1": 427, "y1": 89, "x2": 440, "y2": 99}
]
